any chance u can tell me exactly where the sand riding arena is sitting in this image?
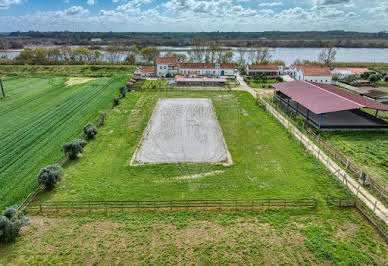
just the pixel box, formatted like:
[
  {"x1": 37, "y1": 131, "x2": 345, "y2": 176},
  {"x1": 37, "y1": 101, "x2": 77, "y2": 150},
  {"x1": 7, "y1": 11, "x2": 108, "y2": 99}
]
[{"x1": 131, "y1": 98, "x2": 232, "y2": 165}]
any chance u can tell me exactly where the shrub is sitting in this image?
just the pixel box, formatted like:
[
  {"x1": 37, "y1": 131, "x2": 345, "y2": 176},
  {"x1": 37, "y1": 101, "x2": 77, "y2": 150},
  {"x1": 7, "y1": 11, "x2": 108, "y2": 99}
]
[
  {"x1": 368, "y1": 74, "x2": 379, "y2": 83},
  {"x1": 113, "y1": 96, "x2": 120, "y2": 106},
  {"x1": 275, "y1": 76, "x2": 284, "y2": 82},
  {"x1": 119, "y1": 86, "x2": 127, "y2": 98},
  {"x1": 97, "y1": 111, "x2": 107, "y2": 126},
  {"x1": 62, "y1": 139, "x2": 88, "y2": 160},
  {"x1": 385, "y1": 76, "x2": 388, "y2": 82},
  {"x1": 83, "y1": 122, "x2": 98, "y2": 139},
  {"x1": 37, "y1": 164, "x2": 63, "y2": 190},
  {"x1": 0, "y1": 207, "x2": 29, "y2": 243},
  {"x1": 360, "y1": 72, "x2": 371, "y2": 79}
]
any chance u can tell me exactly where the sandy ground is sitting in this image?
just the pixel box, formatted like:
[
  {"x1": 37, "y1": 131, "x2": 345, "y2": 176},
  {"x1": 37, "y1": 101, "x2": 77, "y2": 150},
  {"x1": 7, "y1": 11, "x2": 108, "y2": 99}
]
[
  {"x1": 131, "y1": 98, "x2": 231, "y2": 165},
  {"x1": 65, "y1": 77, "x2": 97, "y2": 86}
]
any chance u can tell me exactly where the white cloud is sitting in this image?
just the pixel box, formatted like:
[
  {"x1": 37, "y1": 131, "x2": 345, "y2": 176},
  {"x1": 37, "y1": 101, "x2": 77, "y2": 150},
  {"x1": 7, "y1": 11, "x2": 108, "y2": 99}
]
[
  {"x1": 87, "y1": 0, "x2": 95, "y2": 6},
  {"x1": 0, "y1": 0, "x2": 22, "y2": 9},
  {"x1": 55, "y1": 6, "x2": 89, "y2": 17},
  {"x1": 259, "y1": 1, "x2": 283, "y2": 7}
]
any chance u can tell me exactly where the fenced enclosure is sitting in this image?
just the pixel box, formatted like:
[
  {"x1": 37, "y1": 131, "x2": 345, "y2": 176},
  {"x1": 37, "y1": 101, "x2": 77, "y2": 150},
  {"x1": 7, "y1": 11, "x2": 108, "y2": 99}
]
[
  {"x1": 327, "y1": 194, "x2": 388, "y2": 242},
  {"x1": 259, "y1": 98, "x2": 388, "y2": 225},
  {"x1": 268, "y1": 97, "x2": 388, "y2": 203},
  {"x1": 28, "y1": 198, "x2": 317, "y2": 213}
]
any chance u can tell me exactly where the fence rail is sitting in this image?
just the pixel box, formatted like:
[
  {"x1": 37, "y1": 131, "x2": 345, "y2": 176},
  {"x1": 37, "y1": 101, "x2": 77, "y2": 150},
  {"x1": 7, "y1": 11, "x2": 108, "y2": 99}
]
[
  {"x1": 28, "y1": 198, "x2": 317, "y2": 213},
  {"x1": 327, "y1": 195, "x2": 388, "y2": 241},
  {"x1": 270, "y1": 97, "x2": 388, "y2": 203}
]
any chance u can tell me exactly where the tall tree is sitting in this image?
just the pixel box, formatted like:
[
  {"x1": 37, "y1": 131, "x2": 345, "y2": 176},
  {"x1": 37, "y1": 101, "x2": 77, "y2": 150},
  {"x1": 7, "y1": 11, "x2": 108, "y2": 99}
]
[{"x1": 318, "y1": 46, "x2": 337, "y2": 66}]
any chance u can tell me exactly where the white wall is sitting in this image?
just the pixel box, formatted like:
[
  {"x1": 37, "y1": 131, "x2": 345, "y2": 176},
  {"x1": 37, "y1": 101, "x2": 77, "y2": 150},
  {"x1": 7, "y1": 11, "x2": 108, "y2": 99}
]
[{"x1": 304, "y1": 75, "x2": 332, "y2": 84}]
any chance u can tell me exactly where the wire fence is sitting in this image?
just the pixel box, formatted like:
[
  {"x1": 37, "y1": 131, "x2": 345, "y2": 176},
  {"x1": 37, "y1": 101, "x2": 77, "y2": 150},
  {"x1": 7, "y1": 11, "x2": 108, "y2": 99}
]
[
  {"x1": 259, "y1": 97, "x2": 388, "y2": 225},
  {"x1": 27, "y1": 198, "x2": 317, "y2": 213},
  {"x1": 267, "y1": 96, "x2": 388, "y2": 203}
]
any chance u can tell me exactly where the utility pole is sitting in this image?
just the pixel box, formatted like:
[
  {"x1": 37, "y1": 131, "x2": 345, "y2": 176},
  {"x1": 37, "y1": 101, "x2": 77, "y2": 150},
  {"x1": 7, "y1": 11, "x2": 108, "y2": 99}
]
[{"x1": 0, "y1": 71, "x2": 5, "y2": 99}]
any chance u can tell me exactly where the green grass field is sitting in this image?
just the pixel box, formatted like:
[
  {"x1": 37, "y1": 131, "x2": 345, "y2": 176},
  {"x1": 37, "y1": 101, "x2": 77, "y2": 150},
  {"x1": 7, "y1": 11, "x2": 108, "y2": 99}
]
[
  {"x1": 0, "y1": 209, "x2": 386, "y2": 265},
  {"x1": 37, "y1": 91, "x2": 347, "y2": 203},
  {"x1": 0, "y1": 75, "x2": 127, "y2": 209},
  {"x1": 2, "y1": 90, "x2": 387, "y2": 264},
  {"x1": 322, "y1": 131, "x2": 388, "y2": 184},
  {"x1": 141, "y1": 79, "x2": 168, "y2": 90}
]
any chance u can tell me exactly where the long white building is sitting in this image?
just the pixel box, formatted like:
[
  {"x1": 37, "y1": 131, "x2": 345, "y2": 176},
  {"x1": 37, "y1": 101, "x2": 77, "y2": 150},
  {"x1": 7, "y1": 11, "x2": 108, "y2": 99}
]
[
  {"x1": 290, "y1": 65, "x2": 333, "y2": 84},
  {"x1": 136, "y1": 57, "x2": 236, "y2": 78}
]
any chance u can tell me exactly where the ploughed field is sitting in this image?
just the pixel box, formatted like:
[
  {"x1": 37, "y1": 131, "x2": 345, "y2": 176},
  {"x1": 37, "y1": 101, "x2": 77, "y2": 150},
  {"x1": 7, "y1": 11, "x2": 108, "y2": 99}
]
[
  {"x1": 0, "y1": 75, "x2": 127, "y2": 209},
  {"x1": 12, "y1": 90, "x2": 388, "y2": 264}
]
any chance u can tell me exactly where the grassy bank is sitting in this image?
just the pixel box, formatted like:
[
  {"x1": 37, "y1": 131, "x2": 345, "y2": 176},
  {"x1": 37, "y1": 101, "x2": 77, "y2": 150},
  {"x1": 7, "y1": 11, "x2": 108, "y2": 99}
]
[{"x1": 0, "y1": 75, "x2": 127, "y2": 209}]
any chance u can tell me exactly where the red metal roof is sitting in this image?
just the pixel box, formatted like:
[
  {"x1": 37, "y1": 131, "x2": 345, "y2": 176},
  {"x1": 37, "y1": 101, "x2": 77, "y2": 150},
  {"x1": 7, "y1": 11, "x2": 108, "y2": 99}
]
[{"x1": 273, "y1": 81, "x2": 388, "y2": 114}]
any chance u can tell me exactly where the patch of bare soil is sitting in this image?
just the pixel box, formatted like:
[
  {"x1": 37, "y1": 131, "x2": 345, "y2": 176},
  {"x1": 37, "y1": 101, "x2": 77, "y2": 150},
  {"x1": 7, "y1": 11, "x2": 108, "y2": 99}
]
[{"x1": 65, "y1": 77, "x2": 98, "y2": 87}]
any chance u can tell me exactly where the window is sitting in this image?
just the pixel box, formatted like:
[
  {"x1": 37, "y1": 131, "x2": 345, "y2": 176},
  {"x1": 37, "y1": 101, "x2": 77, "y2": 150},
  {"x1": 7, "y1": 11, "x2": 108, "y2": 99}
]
[{"x1": 164, "y1": 66, "x2": 166, "y2": 69}]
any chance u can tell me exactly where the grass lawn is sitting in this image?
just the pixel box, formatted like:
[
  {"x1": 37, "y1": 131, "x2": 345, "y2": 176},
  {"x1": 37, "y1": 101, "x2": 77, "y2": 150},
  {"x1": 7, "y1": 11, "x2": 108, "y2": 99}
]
[
  {"x1": 247, "y1": 78, "x2": 278, "y2": 89},
  {"x1": 0, "y1": 209, "x2": 386, "y2": 265},
  {"x1": 141, "y1": 79, "x2": 168, "y2": 90},
  {"x1": 322, "y1": 131, "x2": 388, "y2": 184},
  {"x1": 0, "y1": 75, "x2": 127, "y2": 209},
  {"x1": 37, "y1": 90, "x2": 347, "y2": 203},
  {"x1": 2, "y1": 90, "x2": 387, "y2": 264}
]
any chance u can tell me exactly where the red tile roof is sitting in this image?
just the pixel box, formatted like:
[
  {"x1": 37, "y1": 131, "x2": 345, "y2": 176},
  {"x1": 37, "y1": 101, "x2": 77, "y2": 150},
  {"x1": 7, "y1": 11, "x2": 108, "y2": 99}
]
[
  {"x1": 156, "y1": 57, "x2": 177, "y2": 65},
  {"x1": 248, "y1": 64, "x2": 280, "y2": 71},
  {"x1": 177, "y1": 63, "x2": 235, "y2": 69},
  {"x1": 295, "y1": 65, "x2": 332, "y2": 76},
  {"x1": 334, "y1": 68, "x2": 370, "y2": 75},
  {"x1": 273, "y1": 80, "x2": 388, "y2": 114},
  {"x1": 138, "y1": 66, "x2": 156, "y2": 73}
]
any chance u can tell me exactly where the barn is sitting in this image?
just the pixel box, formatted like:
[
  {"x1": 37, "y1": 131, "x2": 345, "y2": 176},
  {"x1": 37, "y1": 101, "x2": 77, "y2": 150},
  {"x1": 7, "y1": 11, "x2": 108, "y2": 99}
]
[{"x1": 273, "y1": 81, "x2": 388, "y2": 130}]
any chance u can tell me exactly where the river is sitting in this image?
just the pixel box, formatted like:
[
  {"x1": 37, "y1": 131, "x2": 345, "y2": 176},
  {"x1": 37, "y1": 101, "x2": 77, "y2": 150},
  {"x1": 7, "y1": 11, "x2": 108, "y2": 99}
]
[{"x1": 2, "y1": 46, "x2": 388, "y2": 66}]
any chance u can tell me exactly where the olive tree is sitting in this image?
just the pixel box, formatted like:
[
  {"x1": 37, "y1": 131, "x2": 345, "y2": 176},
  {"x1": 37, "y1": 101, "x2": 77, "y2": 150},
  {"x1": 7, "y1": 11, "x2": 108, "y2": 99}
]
[
  {"x1": 83, "y1": 122, "x2": 98, "y2": 139},
  {"x1": 0, "y1": 207, "x2": 29, "y2": 243},
  {"x1": 113, "y1": 96, "x2": 120, "y2": 106},
  {"x1": 62, "y1": 139, "x2": 87, "y2": 160},
  {"x1": 119, "y1": 86, "x2": 127, "y2": 98},
  {"x1": 368, "y1": 74, "x2": 379, "y2": 83},
  {"x1": 37, "y1": 164, "x2": 63, "y2": 190}
]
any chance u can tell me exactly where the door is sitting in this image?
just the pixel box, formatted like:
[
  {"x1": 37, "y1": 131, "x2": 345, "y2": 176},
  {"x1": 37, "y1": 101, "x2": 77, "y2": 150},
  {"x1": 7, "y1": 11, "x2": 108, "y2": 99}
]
[{"x1": 221, "y1": 70, "x2": 225, "y2": 76}]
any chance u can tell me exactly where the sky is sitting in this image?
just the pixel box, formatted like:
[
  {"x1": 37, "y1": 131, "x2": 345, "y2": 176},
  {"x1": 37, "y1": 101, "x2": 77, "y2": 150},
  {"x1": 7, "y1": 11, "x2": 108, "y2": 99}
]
[{"x1": 0, "y1": 0, "x2": 387, "y2": 32}]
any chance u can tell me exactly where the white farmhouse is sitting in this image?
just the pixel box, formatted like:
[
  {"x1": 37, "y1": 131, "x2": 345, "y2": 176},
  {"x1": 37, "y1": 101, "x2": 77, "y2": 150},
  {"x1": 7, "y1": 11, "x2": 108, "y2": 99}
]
[
  {"x1": 134, "y1": 66, "x2": 156, "y2": 78},
  {"x1": 291, "y1": 65, "x2": 333, "y2": 84},
  {"x1": 156, "y1": 57, "x2": 178, "y2": 77}
]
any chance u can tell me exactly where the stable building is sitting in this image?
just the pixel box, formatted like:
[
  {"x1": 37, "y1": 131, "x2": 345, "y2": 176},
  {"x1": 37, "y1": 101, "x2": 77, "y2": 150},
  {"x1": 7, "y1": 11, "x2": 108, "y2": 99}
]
[
  {"x1": 273, "y1": 80, "x2": 388, "y2": 131},
  {"x1": 175, "y1": 76, "x2": 227, "y2": 86},
  {"x1": 331, "y1": 68, "x2": 370, "y2": 79},
  {"x1": 156, "y1": 57, "x2": 236, "y2": 78},
  {"x1": 246, "y1": 64, "x2": 284, "y2": 76},
  {"x1": 291, "y1": 65, "x2": 332, "y2": 84}
]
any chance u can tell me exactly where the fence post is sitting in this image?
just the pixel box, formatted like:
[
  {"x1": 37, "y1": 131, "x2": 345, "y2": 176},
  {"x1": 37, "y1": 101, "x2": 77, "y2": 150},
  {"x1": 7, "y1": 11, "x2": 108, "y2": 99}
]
[
  {"x1": 373, "y1": 201, "x2": 378, "y2": 212},
  {"x1": 346, "y1": 158, "x2": 349, "y2": 169},
  {"x1": 357, "y1": 185, "x2": 360, "y2": 196},
  {"x1": 39, "y1": 204, "x2": 42, "y2": 212}
]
